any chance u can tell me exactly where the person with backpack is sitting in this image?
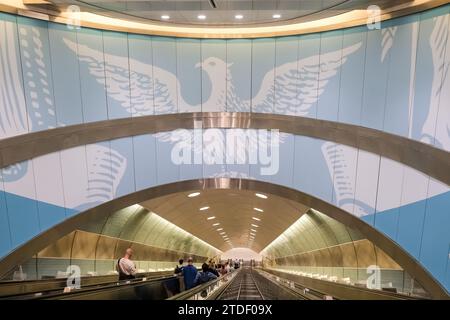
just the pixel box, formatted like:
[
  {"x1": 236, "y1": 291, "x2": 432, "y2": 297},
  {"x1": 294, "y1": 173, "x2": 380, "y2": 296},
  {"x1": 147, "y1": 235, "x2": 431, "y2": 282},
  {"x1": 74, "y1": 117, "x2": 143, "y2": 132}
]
[
  {"x1": 194, "y1": 263, "x2": 218, "y2": 286},
  {"x1": 174, "y1": 259, "x2": 184, "y2": 275}
]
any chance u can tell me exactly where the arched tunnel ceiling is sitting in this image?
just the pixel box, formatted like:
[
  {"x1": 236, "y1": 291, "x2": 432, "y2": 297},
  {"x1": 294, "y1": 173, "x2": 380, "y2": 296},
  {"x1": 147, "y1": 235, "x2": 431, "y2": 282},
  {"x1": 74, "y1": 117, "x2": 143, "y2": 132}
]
[{"x1": 139, "y1": 189, "x2": 310, "y2": 252}]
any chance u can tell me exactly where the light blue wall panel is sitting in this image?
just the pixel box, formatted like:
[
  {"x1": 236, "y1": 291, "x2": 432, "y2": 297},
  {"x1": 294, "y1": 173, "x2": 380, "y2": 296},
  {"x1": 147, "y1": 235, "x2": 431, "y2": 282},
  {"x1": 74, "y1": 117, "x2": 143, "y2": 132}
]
[
  {"x1": 48, "y1": 23, "x2": 83, "y2": 126},
  {"x1": 202, "y1": 129, "x2": 226, "y2": 178},
  {"x1": 32, "y1": 153, "x2": 66, "y2": 229},
  {"x1": 155, "y1": 131, "x2": 180, "y2": 184},
  {"x1": 274, "y1": 36, "x2": 299, "y2": 115},
  {"x1": 177, "y1": 39, "x2": 201, "y2": 112},
  {"x1": 396, "y1": 168, "x2": 429, "y2": 258},
  {"x1": 411, "y1": 8, "x2": 450, "y2": 148},
  {"x1": 128, "y1": 34, "x2": 154, "y2": 116},
  {"x1": 110, "y1": 137, "x2": 135, "y2": 198},
  {"x1": 201, "y1": 40, "x2": 227, "y2": 112},
  {"x1": 383, "y1": 15, "x2": 419, "y2": 137},
  {"x1": 338, "y1": 27, "x2": 367, "y2": 125},
  {"x1": 420, "y1": 181, "x2": 450, "y2": 288},
  {"x1": 84, "y1": 142, "x2": 113, "y2": 209},
  {"x1": 251, "y1": 38, "x2": 275, "y2": 113},
  {"x1": 226, "y1": 39, "x2": 252, "y2": 112},
  {"x1": 0, "y1": 174, "x2": 12, "y2": 258},
  {"x1": 59, "y1": 146, "x2": 88, "y2": 214},
  {"x1": 0, "y1": 13, "x2": 29, "y2": 138},
  {"x1": 293, "y1": 136, "x2": 333, "y2": 203},
  {"x1": 17, "y1": 17, "x2": 56, "y2": 132},
  {"x1": 360, "y1": 26, "x2": 390, "y2": 130},
  {"x1": 374, "y1": 158, "x2": 403, "y2": 239},
  {"x1": 317, "y1": 30, "x2": 343, "y2": 122},
  {"x1": 297, "y1": 34, "x2": 321, "y2": 118},
  {"x1": 152, "y1": 37, "x2": 178, "y2": 114},
  {"x1": 103, "y1": 31, "x2": 131, "y2": 119},
  {"x1": 2, "y1": 161, "x2": 40, "y2": 248},
  {"x1": 179, "y1": 130, "x2": 203, "y2": 180},
  {"x1": 132, "y1": 134, "x2": 157, "y2": 189},
  {"x1": 271, "y1": 133, "x2": 295, "y2": 188},
  {"x1": 430, "y1": 9, "x2": 450, "y2": 152},
  {"x1": 76, "y1": 28, "x2": 108, "y2": 123}
]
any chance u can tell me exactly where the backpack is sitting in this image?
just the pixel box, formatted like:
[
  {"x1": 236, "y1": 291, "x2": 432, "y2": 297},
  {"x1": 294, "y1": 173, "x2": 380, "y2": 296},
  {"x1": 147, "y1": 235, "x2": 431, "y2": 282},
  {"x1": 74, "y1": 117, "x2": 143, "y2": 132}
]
[{"x1": 174, "y1": 265, "x2": 183, "y2": 274}]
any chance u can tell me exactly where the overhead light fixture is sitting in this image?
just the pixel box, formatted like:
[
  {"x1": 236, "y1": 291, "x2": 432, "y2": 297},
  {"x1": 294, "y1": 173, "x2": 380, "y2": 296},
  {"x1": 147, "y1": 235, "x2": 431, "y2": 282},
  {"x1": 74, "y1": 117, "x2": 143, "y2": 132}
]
[
  {"x1": 217, "y1": 228, "x2": 223, "y2": 231},
  {"x1": 198, "y1": 14, "x2": 206, "y2": 20},
  {"x1": 207, "y1": 216, "x2": 215, "y2": 220},
  {"x1": 251, "y1": 229, "x2": 257, "y2": 233},
  {"x1": 272, "y1": 14, "x2": 281, "y2": 19},
  {"x1": 188, "y1": 192, "x2": 200, "y2": 198},
  {"x1": 161, "y1": 15, "x2": 170, "y2": 20},
  {"x1": 252, "y1": 217, "x2": 261, "y2": 221},
  {"x1": 250, "y1": 233, "x2": 255, "y2": 236},
  {"x1": 235, "y1": 14, "x2": 243, "y2": 19},
  {"x1": 251, "y1": 224, "x2": 259, "y2": 228},
  {"x1": 255, "y1": 193, "x2": 268, "y2": 199},
  {"x1": 213, "y1": 223, "x2": 220, "y2": 226},
  {"x1": 220, "y1": 232, "x2": 226, "y2": 235},
  {"x1": 254, "y1": 208, "x2": 263, "y2": 212},
  {"x1": 200, "y1": 206, "x2": 209, "y2": 211}
]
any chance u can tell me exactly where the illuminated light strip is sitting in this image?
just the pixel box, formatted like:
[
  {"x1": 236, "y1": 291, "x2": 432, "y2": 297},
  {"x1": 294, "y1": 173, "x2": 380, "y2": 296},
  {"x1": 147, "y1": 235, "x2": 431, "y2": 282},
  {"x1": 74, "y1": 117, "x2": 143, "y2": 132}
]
[{"x1": 0, "y1": 0, "x2": 441, "y2": 39}]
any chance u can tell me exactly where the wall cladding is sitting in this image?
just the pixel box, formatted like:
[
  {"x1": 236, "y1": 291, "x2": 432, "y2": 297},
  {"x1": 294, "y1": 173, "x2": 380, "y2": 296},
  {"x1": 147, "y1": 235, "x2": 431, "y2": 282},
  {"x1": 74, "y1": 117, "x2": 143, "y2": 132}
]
[{"x1": 0, "y1": 6, "x2": 449, "y2": 290}]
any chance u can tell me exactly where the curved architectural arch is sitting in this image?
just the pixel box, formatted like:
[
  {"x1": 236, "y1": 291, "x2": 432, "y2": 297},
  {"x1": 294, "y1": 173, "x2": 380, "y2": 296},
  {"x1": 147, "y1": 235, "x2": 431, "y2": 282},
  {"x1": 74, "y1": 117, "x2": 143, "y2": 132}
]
[
  {"x1": 1, "y1": 113, "x2": 448, "y2": 185},
  {"x1": 0, "y1": 178, "x2": 448, "y2": 298}
]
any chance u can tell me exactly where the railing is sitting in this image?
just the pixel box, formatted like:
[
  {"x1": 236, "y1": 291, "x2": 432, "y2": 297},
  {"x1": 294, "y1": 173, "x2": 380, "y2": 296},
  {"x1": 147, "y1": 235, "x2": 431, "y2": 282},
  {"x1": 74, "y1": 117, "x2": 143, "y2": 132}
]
[{"x1": 168, "y1": 269, "x2": 240, "y2": 300}]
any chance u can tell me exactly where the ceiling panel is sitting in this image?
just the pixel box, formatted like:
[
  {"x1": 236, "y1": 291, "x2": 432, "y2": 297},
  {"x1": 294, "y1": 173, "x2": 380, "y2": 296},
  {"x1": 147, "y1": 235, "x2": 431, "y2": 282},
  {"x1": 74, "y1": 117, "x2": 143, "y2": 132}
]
[{"x1": 140, "y1": 189, "x2": 309, "y2": 252}]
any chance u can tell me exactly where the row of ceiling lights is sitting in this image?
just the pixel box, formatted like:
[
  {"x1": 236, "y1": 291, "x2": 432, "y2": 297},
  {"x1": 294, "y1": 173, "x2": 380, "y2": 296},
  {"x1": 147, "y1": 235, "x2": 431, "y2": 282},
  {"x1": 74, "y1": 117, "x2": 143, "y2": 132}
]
[
  {"x1": 249, "y1": 193, "x2": 267, "y2": 245},
  {"x1": 160, "y1": 14, "x2": 282, "y2": 20},
  {"x1": 186, "y1": 191, "x2": 269, "y2": 247}
]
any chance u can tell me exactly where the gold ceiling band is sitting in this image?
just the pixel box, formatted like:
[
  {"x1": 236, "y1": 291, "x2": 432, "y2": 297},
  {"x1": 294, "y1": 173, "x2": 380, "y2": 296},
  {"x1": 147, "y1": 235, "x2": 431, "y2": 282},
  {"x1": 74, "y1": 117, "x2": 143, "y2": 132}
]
[{"x1": 0, "y1": 0, "x2": 449, "y2": 38}]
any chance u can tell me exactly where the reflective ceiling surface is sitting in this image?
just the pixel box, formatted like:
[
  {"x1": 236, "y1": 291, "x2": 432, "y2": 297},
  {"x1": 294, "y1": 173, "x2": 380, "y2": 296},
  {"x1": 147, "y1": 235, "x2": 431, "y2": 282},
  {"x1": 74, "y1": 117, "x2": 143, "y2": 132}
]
[
  {"x1": 140, "y1": 189, "x2": 309, "y2": 252},
  {"x1": 47, "y1": 0, "x2": 412, "y2": 26}
]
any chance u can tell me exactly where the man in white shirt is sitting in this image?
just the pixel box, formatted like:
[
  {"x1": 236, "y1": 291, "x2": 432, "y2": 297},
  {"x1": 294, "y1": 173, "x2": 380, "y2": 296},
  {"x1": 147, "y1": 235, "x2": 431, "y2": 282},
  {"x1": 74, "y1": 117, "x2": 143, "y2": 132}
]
[{"x1": 117, "y1": 248, "x2": 137, "y2": 280}]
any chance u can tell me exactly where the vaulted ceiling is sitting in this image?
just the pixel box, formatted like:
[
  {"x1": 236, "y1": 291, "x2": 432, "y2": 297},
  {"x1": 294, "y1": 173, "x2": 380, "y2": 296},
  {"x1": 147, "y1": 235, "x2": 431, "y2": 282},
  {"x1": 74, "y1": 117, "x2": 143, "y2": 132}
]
[{"x1": 140, "y1": 189, "x2": 309, "y2": 252}]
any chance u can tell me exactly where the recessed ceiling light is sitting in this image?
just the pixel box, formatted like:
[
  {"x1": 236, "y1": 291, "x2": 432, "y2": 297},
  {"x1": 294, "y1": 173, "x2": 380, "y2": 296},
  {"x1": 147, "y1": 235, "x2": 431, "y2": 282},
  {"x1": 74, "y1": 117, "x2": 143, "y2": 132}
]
[
  {"x1": 235, "y1": 14, "x2": 243, "y2": 19},
  {"x1": 251, "y1": 224, "x2": 259, "y2": 228},
  {"x1": 252, "y1": 217, "x2": 261, "y2": 221},
  {"x1": 254, "y1": 207, "x2": 263, "y2": 212},
  {"x1": 255, "y1": 193, "x2": 268, "y2": 199},
  {"x1": 207, "y1": 216, "x2": 215, "y2": 220},
  {"x1": 220, "y1": 232, "x2": 226, "y2": 235},
  {"x1": 188, "y1": 192, "x2": 200, "y2": 198},
  {"x1": 198, "y1": 14, "x2": 206, "y2": 20},
  {"x1": 161, "y1": 15, "x2": 170, "y2": 20},
  {"x1": 217, "y1": 228, "x2": 223, "y2": 231},
  {"x1": 200, "y1": 206, "x2": 209, "y2": 211},
  {"x1": 250, "y1": 232, "x2": 255, "y2": 236},
  {"x1": 213, "y1": 223, "x2": 220, "y2": 226},
  {"x1": 251, "y1": 229, "x2": 257, "y2": 232},
  {"x1": 273, "y1": 14, "x2": 281, "y2": 19}
]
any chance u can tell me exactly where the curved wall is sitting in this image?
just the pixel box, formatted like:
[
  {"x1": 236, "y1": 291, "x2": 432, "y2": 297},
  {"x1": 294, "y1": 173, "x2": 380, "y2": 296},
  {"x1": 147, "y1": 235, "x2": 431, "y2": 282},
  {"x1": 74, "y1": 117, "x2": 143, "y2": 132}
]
[{"x1": 0, "y1": 5, "x2": 449, "y2": 291}]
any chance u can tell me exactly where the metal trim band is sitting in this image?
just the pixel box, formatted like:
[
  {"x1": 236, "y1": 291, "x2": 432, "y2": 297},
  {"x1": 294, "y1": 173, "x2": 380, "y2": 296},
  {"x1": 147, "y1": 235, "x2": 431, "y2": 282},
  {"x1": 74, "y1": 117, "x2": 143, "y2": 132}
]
[{"x1": 1, "y1": 112, "x2": 449, "y2": 185}]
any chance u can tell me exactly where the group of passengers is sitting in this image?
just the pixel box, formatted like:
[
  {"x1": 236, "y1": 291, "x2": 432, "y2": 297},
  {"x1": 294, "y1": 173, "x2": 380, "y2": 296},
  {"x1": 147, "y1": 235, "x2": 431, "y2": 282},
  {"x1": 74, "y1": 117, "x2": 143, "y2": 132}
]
[{"x1": 175, "y1": 258, "x2": 235, "y2": 290}]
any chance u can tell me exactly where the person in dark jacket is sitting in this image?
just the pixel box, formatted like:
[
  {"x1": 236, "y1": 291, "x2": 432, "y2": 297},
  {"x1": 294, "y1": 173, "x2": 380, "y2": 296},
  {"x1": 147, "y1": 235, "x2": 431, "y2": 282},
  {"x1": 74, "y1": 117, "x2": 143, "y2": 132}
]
[
  {"x1": 208, "y1": 261, "x2": 219, "y2": 277},
  {"x1": 194, "y1": 263, "x2": 217, "y2": 286},
  {"x1": 182, "y1": 257, "x2": 198, "y2": 290}
]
